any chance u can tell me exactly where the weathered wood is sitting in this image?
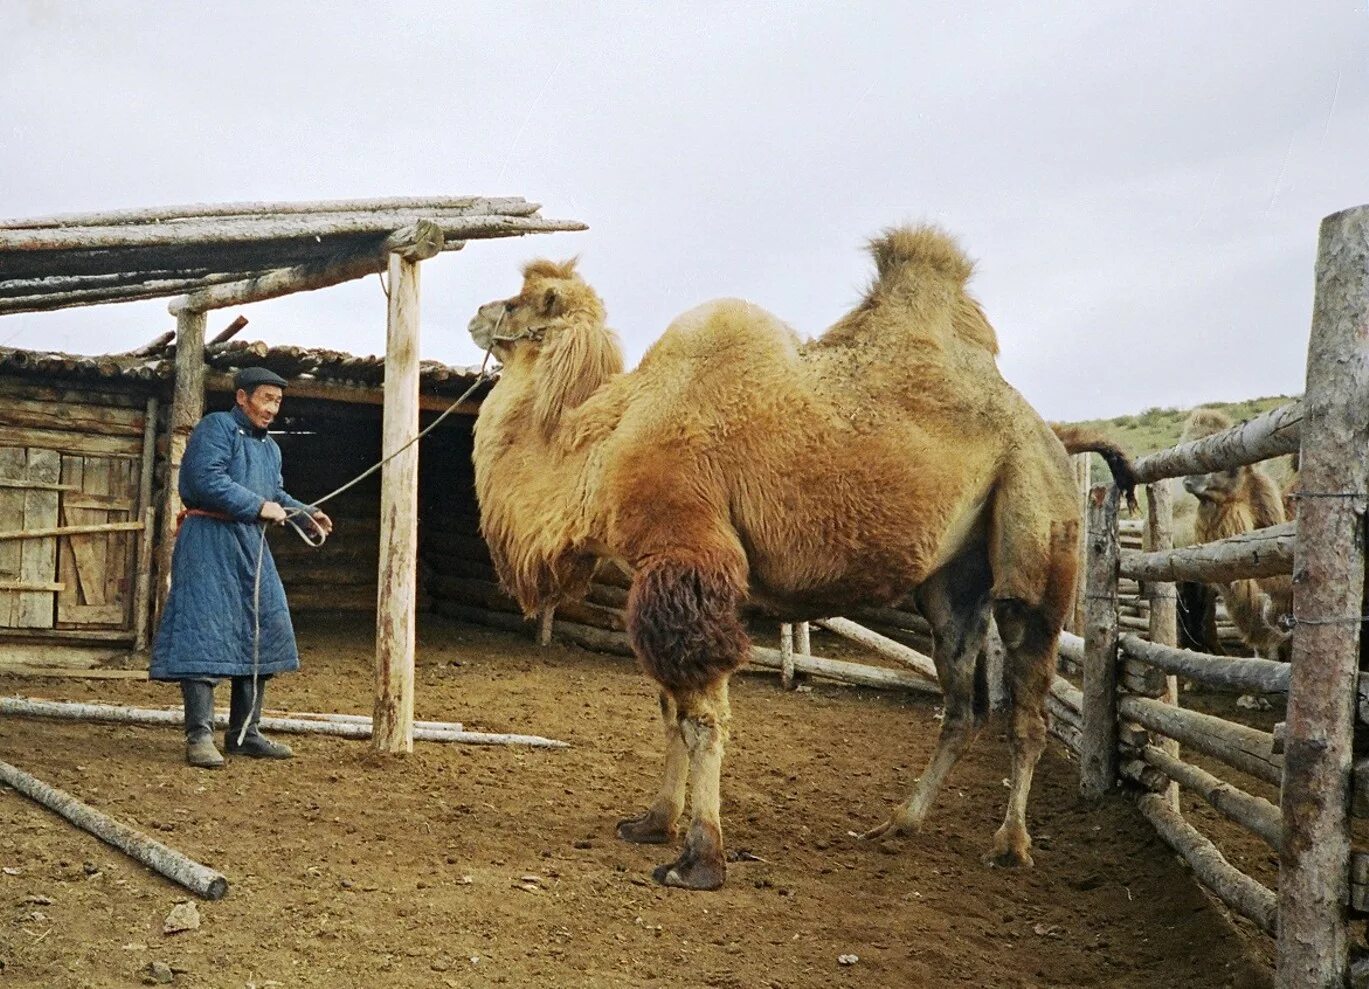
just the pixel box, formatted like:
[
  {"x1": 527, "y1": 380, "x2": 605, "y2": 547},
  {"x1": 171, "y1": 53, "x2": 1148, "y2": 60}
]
[
  {"x1": 780, "y1": 623, "x2": 796, "y2": 690},
  {"x1": 0, "y1": 580, "x2": 62, "y2": 592},
  {"x1": 157, "y1": 309, "x2": 205, "y2": 622},
  {"x1": 815, "y1": 617, "x2": 938, "y2": 682},
  {"x1": 536, "y1": 605, "x2": 555, "y2": 647},
  {"x1": 0, "y1": 197, "x2": 540, "y2": 230},
  {"x1": 795, "y1": 621, "x2": 811, "y2": 656},
  {"x1": 373, "y1": 252, "x2": 421, "y2": 754},
  {"x1": 0, "y1": 425, "x2": 140, "y2": 458},
  {"x1": 1131, "y1": 400, "x2": 1303, "y2": 485},
  {"x1": 847, "y1": 604, "x2": 933, "y2": 637},
  {"x1": 983, "y1": 618, "x2": 1009, "y2": 712},
  {"x1": 0, "y1": 395, "x2": 146, "y2": 436},
  {"x1": 1071, "y1": 453, "x2": 1091, "y2": 634},
  {"x1": 0, "y1": 477, "x2": 77, "y2": 492},
  {"x1": 0, "y1": 519, "x2": 144, "y2": 542},
  {"x1": 1119, "y1": 694, "x2": 1282, "y2": 785},
  {"x1": 1132, "y1": 743, "x2": 1282, "y2": 849},
  {"x1": 123, "y1": 329, "x2": 176, "y2": 357},
  {"x1": 1135, "y1": 791, "x2": 1277, "y2": 935},
  {"x1": 1146, "y1": 480, "x2": 1181, "y2": 809},
  {"x1": 208, "y1": 315, "x2": 249, "y2": 345},
  {"x1": 1278, "y1": 205, "x2": 1369, "y2": 989},
  {"x1": 1119, "y1": 634, "x2": 1290, "y2": 694},
  {"x1": 1081, "y1": 485, "x2": 1121, "y2": 799},
  {"x1": 0, "y1": 757, "x2": 227, "y2": 899},
  {"x1": 1119, "y1": 521, "x2": 1296, "y2": 583},
  {"x1": 132, "y1": 396, "x2": 157, "y2": 652}
]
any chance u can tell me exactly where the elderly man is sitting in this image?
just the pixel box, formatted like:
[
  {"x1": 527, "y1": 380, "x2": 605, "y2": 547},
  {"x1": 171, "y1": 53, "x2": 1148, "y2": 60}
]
[{"x1": 151, "y1": 366, "x2": 333, "y2": 768}]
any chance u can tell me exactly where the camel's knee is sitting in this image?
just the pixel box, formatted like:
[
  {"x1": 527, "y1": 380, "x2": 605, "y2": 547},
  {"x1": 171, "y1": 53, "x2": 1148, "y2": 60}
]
[{"x1": 628, "y1": 556, "x2": 749, "y2": 692}]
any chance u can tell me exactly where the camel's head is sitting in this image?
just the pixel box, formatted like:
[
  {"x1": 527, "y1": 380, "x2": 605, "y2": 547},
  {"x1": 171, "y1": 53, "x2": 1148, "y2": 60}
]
[
  {"x1": 469, "y1": 257, "x2": 624, "y2": 436},
  {"x1": 1179, "y1": 408, "x2": 1240, "y2": 504},
  {"x1": 469, "y1": 257, "x2": 607, "y2": 362}
]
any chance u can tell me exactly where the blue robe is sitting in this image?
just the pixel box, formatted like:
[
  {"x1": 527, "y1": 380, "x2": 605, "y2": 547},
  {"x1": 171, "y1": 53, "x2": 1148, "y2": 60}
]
[{"x1": 150, "y1": 406, "x2": 314, "y2": 681}]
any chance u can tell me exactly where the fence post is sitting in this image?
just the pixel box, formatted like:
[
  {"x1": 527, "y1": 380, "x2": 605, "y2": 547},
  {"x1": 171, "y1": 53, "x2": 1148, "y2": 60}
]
[
  {"x1": 1071, "y1": 453, "x2": 1091, "y2": 634},
  {"x1": 1276, "y1": 204, "x2": 1369, "y2": 989},
  {"x1": 1146, "y1": 481, "x2": 1182, "y2": 811},
  {"x1": 1081, "y1": 483, "x2": 1121, "y2": 799}
]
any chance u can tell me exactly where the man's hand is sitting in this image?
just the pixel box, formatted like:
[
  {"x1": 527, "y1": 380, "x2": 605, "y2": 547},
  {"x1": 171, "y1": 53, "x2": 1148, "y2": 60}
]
[
  {"x1": 311, "y1": 511, "x2": 334, "y2": 536},
  {"x1": 259, "y1": 501, "x2": 287, "y2": 523}
]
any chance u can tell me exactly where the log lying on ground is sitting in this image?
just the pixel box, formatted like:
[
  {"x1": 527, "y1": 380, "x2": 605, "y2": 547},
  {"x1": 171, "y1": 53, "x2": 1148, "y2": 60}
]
[
  {"x1": 0, "y1": 758, "x2": 227, "y2": 899},
  {"x1": 1119, "y1": 522, "x2": 1296, "y2": 583},
  {"x1": 1118, "y1": 634, "x2": 1291, "y2": 695},
  {"x1": 1135, "y1": 791, "x2": 1278, "y2": 935},
  {"x1": 815, "y1": 617, "x2": 938, "y2": 682},
  {"x1": 1130, "y1": 401, "x2": 1303, "y2": 485},
  {"x1": 0, "y1": 697, "x2": 565, "y2": 748}
]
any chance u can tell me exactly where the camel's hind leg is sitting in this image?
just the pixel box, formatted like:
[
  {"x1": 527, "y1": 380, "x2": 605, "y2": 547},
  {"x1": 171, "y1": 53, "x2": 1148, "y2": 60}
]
[
  {"x1": 652, "y1": 679, "x2": 731, "y2": 890},
  {"x1": 987, "y1": 599, "x2": 1056, "y2": 868},
  {"x1": 617, "y1": 690, "x2": 687, "y2": 844},
  {"x1": 862, "y1": 546, "x2": 992, "y2": 840}
]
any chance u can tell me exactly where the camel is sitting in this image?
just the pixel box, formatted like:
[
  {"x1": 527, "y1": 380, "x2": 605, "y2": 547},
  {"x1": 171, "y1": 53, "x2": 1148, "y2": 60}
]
[
  {"x1": 1179, "y1": 409, "x2": 1293, "y2": 659},
  {"x1": 468, "y1": 227, "x2": 1135, "y2": 890}
]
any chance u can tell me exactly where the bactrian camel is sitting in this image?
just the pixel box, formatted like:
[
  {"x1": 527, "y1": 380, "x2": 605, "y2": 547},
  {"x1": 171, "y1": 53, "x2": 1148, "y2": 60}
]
[
  {"x1": 468, "y1": 227, "x2": 1135, "y2": 890},
  {"x1": 1180, "y1": 408, "x2": 1293, "y2": 659}
]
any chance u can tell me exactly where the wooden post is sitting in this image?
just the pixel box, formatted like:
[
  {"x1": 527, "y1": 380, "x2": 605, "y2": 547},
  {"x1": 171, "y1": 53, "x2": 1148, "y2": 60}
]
[
  {"x1": 537, "y1": 605, "x2": 555, "y2": 647},
  {"x1": 373, "y1": 228, "x2": 441, "y2": 754},
  {"x1": 780, "y1": 623, "x2": 796, "y2": 690},
  {"x1": 795, "y1": 621, "x2": 811, "y2": 657},
  {"x1": 133, "y1": 396, "x2": 158, "y2": 652},
  {"x1": 1080, "y1": 484, "x2": 1121, "y2": 799},
  {"x1": 1146, "y1": 480, "x2": 1181, "y2": 811},
  {"x1": 1072, "y1": 453, "x2": 1090, "y2": 634},
  {"x1": 155, "y1": 310, "x2": 205, "y2": 622},
  {"x1": 1276, "y1": 205, "x2": 1369, "y2": 989}
]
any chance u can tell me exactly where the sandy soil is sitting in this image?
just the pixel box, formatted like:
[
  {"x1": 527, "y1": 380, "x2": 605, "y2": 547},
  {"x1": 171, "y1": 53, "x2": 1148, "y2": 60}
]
[{"x1": 0, "y1": 614, "x2": 1275, "y2": 988}]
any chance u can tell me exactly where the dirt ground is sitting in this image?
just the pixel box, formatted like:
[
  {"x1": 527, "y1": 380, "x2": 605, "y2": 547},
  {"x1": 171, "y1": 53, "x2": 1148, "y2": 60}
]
[{"x1": 0, "y1": 614, "x2": 1275, "y2": 989}]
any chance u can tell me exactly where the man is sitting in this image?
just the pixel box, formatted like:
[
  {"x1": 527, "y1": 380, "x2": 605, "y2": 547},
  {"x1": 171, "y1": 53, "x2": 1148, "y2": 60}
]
[{"x1": 151, "y1": 366, "x2": 333, "y2": 768}]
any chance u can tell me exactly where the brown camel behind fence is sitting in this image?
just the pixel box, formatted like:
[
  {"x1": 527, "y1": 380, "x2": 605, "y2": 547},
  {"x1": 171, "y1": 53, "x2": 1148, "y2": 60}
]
[
  {"x1": 468, "y1": 227, "x2": 1134, "y2": 890},
  {"x1": 1180, "y1": 408, "x2": 1293, "y2": 659}
]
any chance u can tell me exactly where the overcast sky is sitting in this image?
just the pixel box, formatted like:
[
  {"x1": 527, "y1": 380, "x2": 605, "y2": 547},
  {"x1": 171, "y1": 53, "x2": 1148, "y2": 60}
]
[{"x1": 2, "y1": 2, "x2": 1365, "y2": 421}]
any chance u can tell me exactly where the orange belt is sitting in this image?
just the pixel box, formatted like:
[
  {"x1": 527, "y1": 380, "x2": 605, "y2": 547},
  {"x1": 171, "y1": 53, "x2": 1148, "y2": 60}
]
[{"x1": 175, "y1": 507, "x2": 235, "y2": 532}]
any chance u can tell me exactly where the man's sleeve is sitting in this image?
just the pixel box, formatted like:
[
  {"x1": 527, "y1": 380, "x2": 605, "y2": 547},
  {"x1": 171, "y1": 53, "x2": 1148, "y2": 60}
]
[{"x1": 180, "y1": 417, "x2": 266, "y2": 523}]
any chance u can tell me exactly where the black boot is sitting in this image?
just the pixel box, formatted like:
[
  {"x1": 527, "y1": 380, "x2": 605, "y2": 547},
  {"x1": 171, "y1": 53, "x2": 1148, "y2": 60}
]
[
  {"x1": 181, "y1": 680, "x2": 224, "y2": 769},
  {"x1": 225, "y1": 676, "x2": 293, "y2": 759}
]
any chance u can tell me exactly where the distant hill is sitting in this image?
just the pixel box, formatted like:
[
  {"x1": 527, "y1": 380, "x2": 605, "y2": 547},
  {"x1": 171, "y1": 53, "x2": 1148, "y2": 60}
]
[{"x1": 1068, "y1": 394, "x2": 1300, "y2": 486}]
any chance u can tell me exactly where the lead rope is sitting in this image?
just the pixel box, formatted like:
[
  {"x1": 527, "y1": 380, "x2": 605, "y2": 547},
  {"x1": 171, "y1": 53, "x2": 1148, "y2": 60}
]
[{"x1": 237, "y1": 358, "x2": 498, "y2": 746}]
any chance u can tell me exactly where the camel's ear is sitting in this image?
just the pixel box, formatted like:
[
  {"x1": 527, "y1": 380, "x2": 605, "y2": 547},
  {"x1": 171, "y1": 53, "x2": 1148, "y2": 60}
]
[{"x1": 541, "y1": 286, "x2": 560, "y2": 317}]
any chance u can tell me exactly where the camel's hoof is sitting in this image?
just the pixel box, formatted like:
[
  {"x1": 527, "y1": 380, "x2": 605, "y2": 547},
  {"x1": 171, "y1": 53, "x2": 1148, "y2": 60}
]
[
  {"x1": 616, "y1": 812, "x2": 675, "y2": 845},
  {"x1": 984, "y1": 835, "x2": 1034, "y2": 869},
  {"x1": 858, "y1": 819, "x2": 916, "y2": 842},
  {"x1": 652, "y1": 854, "x2": 726, "y2": 891}
]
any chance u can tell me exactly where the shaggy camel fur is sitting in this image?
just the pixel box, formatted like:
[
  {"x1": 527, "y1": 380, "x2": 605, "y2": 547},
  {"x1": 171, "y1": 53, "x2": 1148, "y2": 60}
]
[
  {"x1": 468, "y1": 228, "x2": 1134, "y2": 890},
  {"x1": 1180, "y1": 409, "x2": 1293, "y2": 659}
]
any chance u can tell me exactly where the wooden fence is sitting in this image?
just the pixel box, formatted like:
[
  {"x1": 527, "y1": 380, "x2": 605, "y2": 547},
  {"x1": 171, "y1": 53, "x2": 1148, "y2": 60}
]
[{"x1": 1063, "y1": 205, "x2": 1367, "y2": 988}]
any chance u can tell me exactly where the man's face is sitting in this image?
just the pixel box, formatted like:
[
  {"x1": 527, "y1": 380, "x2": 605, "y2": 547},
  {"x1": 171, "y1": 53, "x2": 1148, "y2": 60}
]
[{"x1": 236, "y1": 385, "x2": 283, "y2": 429}]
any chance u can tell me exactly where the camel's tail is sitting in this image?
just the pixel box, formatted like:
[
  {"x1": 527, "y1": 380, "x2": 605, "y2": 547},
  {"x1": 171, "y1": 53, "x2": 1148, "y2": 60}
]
[{"x1": 1050, "y1": 424, "x2": 1139, "y2": 513}]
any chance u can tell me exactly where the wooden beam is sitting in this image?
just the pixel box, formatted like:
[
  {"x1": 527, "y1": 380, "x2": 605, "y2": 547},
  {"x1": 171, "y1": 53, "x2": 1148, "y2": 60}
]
[
  {"x1": 1277, "y1": 205, "x2": 1369, "y2": 989},
  {"x1": 1081, "y1": 484, "x2": 1121, "y2": 799},
  {"x1": 1119, "y1": 694, "x2": 1282, "y2": 785},
  {"x1": 1130, "y1": 400, "x2": 1303, "y2": 485},
  {"x1": 168, "y1": 222, "x2": 456, "y2": 314},
  {"x1": 209, "y1": 315, "x2": 249, "y2": 345},
  {"x1": 373, "y1": 250, "x2": 422, "y2": 754},
  {"x1": 815, "y1": 616, "x2": 938, "y2": 682},
  {"x1": 1129, "y1": 743, "x2": 1282, "y2": 850},
  {"x1": 156, "y1": 309, "x2": 206, "y2": 621},
  {"x1": 1119, "y1": 634, "x2": 1291, "y2": 694},
  {"x1": 1119, "y1": 521, "x2": 1295, "y2": 583},
  {"x1": 0, "y1": 520, "x2": 143, "y2": 542},
  {"x1": 133, "y1": 396, "x2": 157, "y2": 652}
]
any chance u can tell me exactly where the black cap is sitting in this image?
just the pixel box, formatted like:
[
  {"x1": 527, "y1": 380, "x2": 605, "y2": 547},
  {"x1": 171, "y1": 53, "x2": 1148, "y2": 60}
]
[{"x1": 233, "y1": 366, "x2": 288, "y2": 392}]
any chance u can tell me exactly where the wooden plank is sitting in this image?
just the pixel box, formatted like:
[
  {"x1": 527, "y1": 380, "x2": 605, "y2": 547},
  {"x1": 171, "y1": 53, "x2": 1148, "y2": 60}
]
[
  {"x1": 0, "y1": 424, "x2": 140, "y2": 458},
  {"x1": 0, "y1": 448, "x2": 26, "y2": 626},
  {"x1": 0, "y1": 644, "x2": 126, "y2": 668},
  {"x1": 0, "y1": 581, "x2": 63, "y2": 592},
  {"x1": 0, "y1": 378, "x2": 151, "y2": 410},
  {"x1": 1119, "y1": 694, "x2": 1283, "y2": 785},
  {"x1": 0, "y1": 396, "x2": 145, "y2": 437},
  {"x1": 0, "y1": 520, "x2": 144, "y2": 541},
  {"x1": 0, "y1": 477, "x2": 77, "y2": 492},
  {"x1": 1119, "y1": 634, "x2": 1292, "y2": 694},
  {"x1": 62, "y1": 493, "x2": 136, "y2": 511}
]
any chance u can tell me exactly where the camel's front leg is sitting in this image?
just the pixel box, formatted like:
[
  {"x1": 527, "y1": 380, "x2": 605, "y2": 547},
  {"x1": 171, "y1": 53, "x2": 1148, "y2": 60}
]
[
  {"x1": 652, "y1": 679, "x2": 730, "y2": 891},
  {"x1": 617, "y1": 690, "x2": 687, "y2": 844}
]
